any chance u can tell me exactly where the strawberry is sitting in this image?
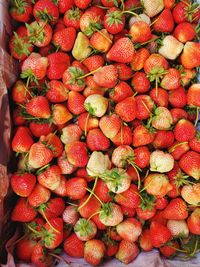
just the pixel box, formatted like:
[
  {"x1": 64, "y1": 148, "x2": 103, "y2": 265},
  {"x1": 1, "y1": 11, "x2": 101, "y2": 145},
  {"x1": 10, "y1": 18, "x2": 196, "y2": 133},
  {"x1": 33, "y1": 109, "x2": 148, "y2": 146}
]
[
  {"x1": 111, "y1": 125, "x2": 133, "y2": 146},
  {"x1": 84, "y1": 239, "x2": 105, "y2": 266},
  {"x1": 159, "y1": 35, "x2": 184, "y2": 60},
  {"x1": 109, "y1": 81, "x2": 133, "y2": 103},
  {"x1": 37, "y1": 165, "x2": 61, "y2": 191},
  {"x1": 167, "y1": 219, "x2": 189, "y2": 237},
  {"x1": 80, "y1": 11, "x2": 102, "y2": 37},
  {"x1": 33, "y1": 0, "x2": 59, "y2": 25},
  {"x1": 26, "y1": 96, "x2": 51, "y2": 119},
  {"x1": 28, "y1": 143, "x2": 53, "y2": 169},
  {"x1": 189, "y1": 131, "x2": 200, "y2": 153},
  {"x1": 74, "y1": 0, "x2": 92, "y2": 9},
  {"x1": 12, "y1": 80, "x2": 31, "y2": 104},
  {"x1": 13, "y1": 107, "x2": 26, "y2": 126},
  {"x1": 40, "y1": 133, "x2": 63, "y2": 158},
  {"x1": 164, "y1": 0, "x2": 174, "y2": 9},
  {"x1": 47, "y1": 52, "x2": 70, "y2": 80},
  {"x1": 135, "y1": 95, "x2": 154, "y2": 120},
  {"x1": 63, "y1": 66, "x2": 87, "y2": 92},
  {"x1": 150, "y1": 150, "x2": 174, "y2": 173},
  {"x1": 57, "y1": 151, "x2": 77, "y2": 175},
  {"x1": 29, "y1": 122, "x2": 55, "y2": 138},
  {"x1": 58, "y1": 0, "x2": 75, "y2": 14},
  {"x1": 64, "y1": 233, "x2": 84, "y2": 258},
  {"x1": 170, "y1": 108, "x2": 188, "y2": 124},
  {"x1": 9, "y1": 0, "x2": 32, "y2": 22},
  {"x1": 64, "y1": 8, "x2": 83, "y2": 30},
  {"x1": 53, "y1": 175, "x2": 68, "y2": 197},
  {"x1": 169, "y1": 140, "x2": 190, "y2": 161},
  {"x1": 114, "y1": 63, "x2": 132, "y2": 81},
  {"x1": 38, "y1": 198, "x2": 65, "y2": 219},
  {"x1": 149, "y1": 87, "x2": 169, "y2": 107},
  {"x1": 172, "y1": 1, "x2": 200, "y2": 24},
  {"x1": 116, "y1": 218, "x2": 142, "y2": 242},
  {"x1": 187, "y1": 84, "x2": 200, "y2": 107},
  {"x1": 11, "y1": 172, "x2": 36, "y2": 197},
  {"x1": 174, "y1": 119, "x2": 196, "y2": 142},
  {"x1": 180, "y1": 42, "x2": 200, "y2": 69},
  {"x1": 78, "y1": 112, "x2": 99, "y2": 134},
  {"x1": 161, "y1": 68, "x2": 181, "y2": 90},
  {"x1": 153, "y1": 9, "x2": 174, "y2": 33},
  {"x1": 144, "y1": 173, "x2": 173, "y2": 198},
  {"x1": 134, "y1": 146, "x2": 150, "y2": 169},
  {"x1": 181, "y1": 184, "x2": 200, "y2": 206},
  {"x1": 115, "y1": 184, "x2": 140, "y2": 209},
  {"x1": 42, "y1": 218, "x2": 63, "y2": 249},
  {"x1": 31, "y1": 243, "x2": 53, "y2": 267},
  {"x1": 94, "y1": 179, "x2": 112, "y2": 203},
  {"x1": 101, "y1": 0, "x2": 121, "y2": 7},
  {"x1": 83, "y1": 55, "x2": 104, "y2": 72},
  {"x1": 130, "y1": 48, "x2": 150, "y2": 71},
  {"x1": 179, "y1": 151, "x2": 200, "y2": 180},
  {"x1": 152, "y1": 107, "x2": 173, "y2": 130},
  {"x1": 79, "y1": 195, "x2": 101, "y2": 219},
  {"x1": 174, "y1": 22, "x2": 195, "y2": 43},
  {"x1": 99, "y1": 203, "x2": 123, "y2": 226},
  {"x1": 68, "y1": 91, "x2": 86, "y2": 115},
  {"x1": 61, "y1": 124, "x2": 82, "y2": 144},
  {"x1": 107, "y1": 37, "x2": 135, "y2": 63},
  {"x1": 159, "y1": 241, "x2": 179, "y2": 258},
  {"x1": 66, "y1": 141, "x2": 89, "y2": 167},
  {"x1": 63, "y1": 205, "x2": 79, "y2": 226},
  {"x1": 129, "y1": 21, "x2": 151, "y2": 43},
  {"x1": 139, "y1": 229, "x2": 153, "y2": 252},
  {"x1": 87, "y1": 128, "x2": 110, "y2": 151},
  {"x1": 28, "y1": 183, "x2": 50, "y2": 207},
  {"x1": 150, "y1": 221, "x2": 172, "y2": 248},
  {"x1": 169, "y1": 86, "x2": 187, "y2": 108},
  {"x1": 104, "y1": 8, "x2": 125, "y2": 35},
  {"x1": 74, "y1": 218, "x2": 97, "y2": 241},
  {"x1": 21, "y1": 53, "x2": 48, "y2": 82},
  {"x1": 65, "y1": 177, "x2": 87, "y2": 200},
  {"x1": 121, "y1": 206, "x2": 136, "y2": 218},
  {"x1": 187, "y1": 208, "x2": 200, "y2": 235},
  {"x1": 99, "y1": 114, "x2": 121, "y2": 139},
  {"x1": 16, "y1": 238, "x2": 37, "y2": 262},
  {"x1": 115, "y1": 96, "x2": 136, "y2": 122},
  {"x1": 131, "y1": 72, "x2": 150, "y2": 93},
  {"x1": 153, "y1": 130, "x2": 174, "y2": 149},
  {"x1": 52, "y1": 27, "x2": 76, "y2": 52},
  {"x1": 52, "y1": 104, "x2": 73, "y2": 125},
  {"x1": 90, "y1": 29, "x2": 113, "y2": 53},
  {"x1": 9, "y1": 27, "x2": 33, "y2": 60},
  {"x1": 86, "y1": 151, "x2": 111, "y2": 177},
  {"x1": 116, "y1": 240, "x2": 139, "y2": 264},
  {"x1": 155, "y1": 197, "x2": 168, "y2": 210},
  {"x1": 12, "y1": 126, "x2": 34, "y2": 153},
  {"x1": 11, "y1": 197, "x2": 37, "y2": 222},
  {"x1": 163, "y1": 198, "x2": 188, "y2": 220},
  {"x1": 93, "y1": 65, "x2": 118, "y2": 88},
  {"x1": 142, "y1": 0, "x2": 164, "y2": 17},
  {"x1": 133, "y1": 125, "x2": 155, "y2": 147}
]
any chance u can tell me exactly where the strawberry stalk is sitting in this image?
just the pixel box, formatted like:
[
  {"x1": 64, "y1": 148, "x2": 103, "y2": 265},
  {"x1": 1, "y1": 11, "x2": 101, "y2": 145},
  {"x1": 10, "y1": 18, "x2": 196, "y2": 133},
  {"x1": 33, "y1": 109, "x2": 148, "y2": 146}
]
[
  {"x1": 84, "y1": 113, "x2": 90, "y2": 136},
  {"x1": 77, "y1": 67, "x2": 102, "y2": 80},
  {"x1": 85, "y1": 187, "x2": 104, "y2": 206},
  {"x1": 168, "y1": 142, "x2": 189, "y2": 153},
  {"x1": 194, "y1": 107, "x2": 199, "y2": 127},
  {"x1": 95, "y1": 28, "x2": 113, "y2": 43},
  {"x1": 87, "y1": 210, "x2": 101, "y2": 221},
  {"x1": 38, "y1": 207, "x2": 60, "y2": 234}
]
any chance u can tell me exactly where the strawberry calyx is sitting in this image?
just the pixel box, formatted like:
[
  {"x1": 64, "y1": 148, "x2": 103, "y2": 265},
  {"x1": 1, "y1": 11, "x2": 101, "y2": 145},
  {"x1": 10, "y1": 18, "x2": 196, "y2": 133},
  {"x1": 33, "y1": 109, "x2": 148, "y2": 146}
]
[
  {"x1": 183, "y1": 1, "x2": 200, "y2": 22},
  {"x1": 20, "y1": 68, "x2": 38, "y2": 87},
  {"x1": 66, "y1": 7, "x2": 82, "y2": 21},
  {"x1": 147, "y1": 67, "x2": 168, "y2": 97},
  {"x1": 105, "y1": 10, "x2": 124, "y2": 26},
  {"x1": 26, "y1": 21, "x2": 46, "y2": 44},
  {"x1": 179, "y1": 235, "x2": 200, "y2": 259},
  {"x1": 84, "y1": 20, "x2": 103, "y2": 37},
  {"x1": 99, "y1": 202, "x2": 114, "y2": 220},
  {"x1": 102, "y1": 232, "x2": 117, "y2": 246},
  {"x1": 10, "y1": 0, "x2": 29, "y2": 14},
  {"x1": 74, "y1": 218, "x2": 94, "y2": 237},
  {"x1": 36, "y1": 8, "x2": 54, "y2": 24},
  {"x1": 139, "y1": 191, "x2": 155, "y2": 211},
  {"x1": 12, "y1": 32, "x2": 32, "y2": 58},
  {"x1": 67, "y1": 67, "x2": 85, "y2": 86},
  {"x1": 84, "y1": 103, "x2": 97, "y2": 116}
]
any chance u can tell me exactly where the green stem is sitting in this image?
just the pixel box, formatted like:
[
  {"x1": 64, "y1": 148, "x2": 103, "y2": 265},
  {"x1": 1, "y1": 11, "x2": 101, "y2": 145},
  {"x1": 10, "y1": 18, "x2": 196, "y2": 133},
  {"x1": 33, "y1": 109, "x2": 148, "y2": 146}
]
[
  {"x1": 122, "y1": 10, "x2": 141, "y2": 19},
  {"x1": 85, "y1": 187, "x2": 104, "y2": 206},
  {"x1": 77, "y1": 67, "x2": 102, "y2": 80},
  {"x1": 87, "y1": 211, "x2": 101, "y2": 221},
  {"x1": 194, "y1": 107, "x2": 199, "y2": 127},
  {"x1": 95, "y1": 28, "x2": 112, "y2": 44},
  {"x1": 39, "y1": 209, "x2": 60, "y2": 234}
]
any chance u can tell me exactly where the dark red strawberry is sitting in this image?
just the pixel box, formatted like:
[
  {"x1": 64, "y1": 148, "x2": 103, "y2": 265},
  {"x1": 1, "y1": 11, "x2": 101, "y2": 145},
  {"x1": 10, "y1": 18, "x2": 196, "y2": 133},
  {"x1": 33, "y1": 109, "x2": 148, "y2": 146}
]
[
  {"x1": 11, "y1": 172, "x2": 36, "y2": 197},
  {"x1": 47, "y1": 52, "x2": 70, "y2": 80},
  {"x1": 11, "y1": 197, "x2": 37, "y2": 222},
  {"x1": 12, "y1": 126, "x2": 34, "y2": 153}
]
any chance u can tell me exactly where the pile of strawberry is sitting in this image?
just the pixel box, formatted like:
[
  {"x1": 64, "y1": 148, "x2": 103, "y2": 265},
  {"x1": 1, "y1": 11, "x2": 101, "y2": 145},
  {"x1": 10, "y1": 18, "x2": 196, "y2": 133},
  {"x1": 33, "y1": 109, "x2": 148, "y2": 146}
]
[{"x1": 8, "y1": 0, "x2": 200, "y2": 266}]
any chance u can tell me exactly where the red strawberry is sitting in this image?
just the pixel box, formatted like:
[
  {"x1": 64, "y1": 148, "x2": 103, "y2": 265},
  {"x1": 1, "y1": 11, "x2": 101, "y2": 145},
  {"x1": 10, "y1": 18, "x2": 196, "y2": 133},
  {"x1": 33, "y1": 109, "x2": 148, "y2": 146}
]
[
  {"x1": 116, "y1": 218, "x2": 142, "y2": 242},
  {"x1": 153, "y1": 9, "x2": 174, "y2": 33},
  {"x1": 189, "y1": 131, "x2": 200, "y2": 153},
  {"x1": 160, "y1": 241, "x2": 179, "y2": 258},
  {"x1": 129, "y1": 21, "x2": 151, "y2": 43},
  {"x1": 174, "y1": 119, "x2": 196, "y2": 142},
  {"x1": 38, "y1": 198, "x2": 65, "y2": 219},
  {"x1": 79, "y1": 195, "x2": 101, "y2": 219},
  {"x1": 12, "y1": 80, "x2": 31, "y2": 104},
  {"x1": 11, "y1": 197, "x2": 37, "y2": 222},
  {"x1": 104, "y1": 8, "x2": 125, "y2": 35},
  {"x1": 28, "y1": 143, "x2": 53, "y2": 169},
  {"x1": 84, "y1": 239, "x2": 105, "y2": 266},
  {"x1": 87, "y1": 128, "x2": 110, "y2": 151},
  {"x1": 31, "y1": 243, "x2": 53, "y2": 267},
  {"x1": 58, "y1": 0, "x2": 75, "y2": 14},
  {"x1": 9, "y1": 0, "x2": 32, "y2": 22},
  {"x1": 115, "y1": 184, "x2": 140, "y2": 209},
  {"x1": 115, "y1": 96, "x2": 136, "y2": 122},
  {"x1": 16, "y1": 238, "x2": 37, "y2": 262},
  {"x1": 94, "y1": 179, "x2": 112, "y2": 203},
  {"x1": 65, "y1": 177, "x2": 87, "y2": 200},
  {"x1": 130, "y1": 48, "x2": 150, "y2": 71},
  {"x1": 93, "y1": 65, "x2": 118, "y2": 88},
  {"x1": 149, "y1": 87, "x2": 169, "y2": 107},
  {"x1": 169, "y1": 86, "x2": 187, "y2": 108},
  {"x1": 153, "y1": 130, "x2": 174, "y2": 149},
  {"x1": 179, "y1": 151, "x2": 200, "y2": 180},
  {"x1": 83, "y1": 55, "x2": 104, "y2": 72},
  {"x1": 169, "y1": 141, "x2": 190, "y2": 161},
  {"x1": 114, "y1": 63, "x2": 132, "y2": 81},
  {"x1": 172, "y1": 1, "x2": 200, "y2": 24},
  {"x1": 29, "y1": 122, "x2": 56, "y2": 138},
  {"x1": 64, "y1": 7, "x2": 83, "y2": 30},
  {"x1": 134, "y1": 146, "x2": 150, "y2": 169},
  {"x1": 109, "y1": 81, "x2": 133, "y2": 103},
  {"x1": 80, "y1": 11, "x2": 103, "y2": 37},
  {"x1": 63, "y1": 66, "x2": 86, "y2": 92},
  {"x1": 52, "y1": 104, "x2": 73, "y2": 125},
  {"x1": 155, "y1": 197, "x2": 168, "y2": 210},
  {"x1": 90, "y1": 29, "x2": 113, "y2": 53},
  {"x1": 53, "y1": 175, "x2": 68, "y2": 197},
  {"x1": 163, "y1": 198, "x2": 188, "y2": 220},
  {"x1": 133, "y1": 125, "x2": 155, "y2": 147},
  {"x1": 161, "y1": 68, "x2": 181, "y2": 90},
  {"x1": 150, "y1": 221, "x2": 172, "y2": 248},
  {"x1": 28, "y1": 183, "x2": 51, "y2": 207},
  {"x1": 187, "y1": 208, "x2": 200, "y2": 235},
  {"x1": 46, "y1": 80, "x2": 68, "y2": 103},
  {"x1": 174, "y1": 22, "x2": 195, "y2": 43},
  {"x1": 187, "y1": 84, "x2": 200, "y2": 107},
  {"x1": 40, "y1": 133, "x2": 63, "y2": 158},
  {"x1": 180, "y1": 42, "x2": 200, "y2": 69},
  {"x1": 52, "y1": 27, "x2": 76, "y2": 52},
  {"x1": 47, "y1": 52, "x2": 70, "y2": 80},
  {"x1": 107, "y1": 37, "x2": 135, "y2": 63},
  {"x1": 74, "y1": 0, "x2": 92, "y2": 9},
  {"x1": 11, "y1": 172, "x2": 36, "y2": 197},
  {"x1": 116, "y1": 240, "x2": 139, "y2": 264},
  {"x1": 99, "y1": 203, "x2": 123, "y2": 226},
  {"x1": 26, "y1": 96, "x2": 51, "y2": 119},
  {"x1": 12, "y1": 127, "x2": 34, "y2": 153},
  {"x1": 33, "y1": 0, "x2": 59, "y2": 24},
  {"x1": 170, "y1": 108, "x2": 188, "y2": 124},
  {"x1": 64, "y1": 233, "x2": 84, "y2": 258},
  {"x1": 144, "y1": 53, "x2": 169, "y2": 73},
  {"x1": 62, "y1": 205, "x2": 79, "y2": 226},
  {"x1": 99, "y1": 114, "x2": 121, "y2": 139},
  {"x1": 57, "y1": 151, "x2": 77, "y2": 175},
  {"x1": 65, "y1": 141, "x2": 89, "y2": 167},
  {"x1": 13, "y1": 107, "x2": 26, "y2": 126},
  {"x1": 67, "y1": 91, "x2": 86, "y2": 115},
  {"x1": 42, "y1": 218, "x2": 63, "y2": 249},
  {"x1": 101, "y1": 0, "x2": 121, "y2": 7},
  {"x1": 131, "y1": 72, "x2": 150, "y2": 93},
  {"x1": 111, "y1": 125, "x2": 132, "y2": 146},
  {"x1": 139, "y1": 229, "x2": 153, "y2": 252},
  {"x1": 37, "y1": 165, "x2": 61, "y2": 191},
  {"x1": 135, "y1": 95, "x2": 154, "y2": 120}
]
